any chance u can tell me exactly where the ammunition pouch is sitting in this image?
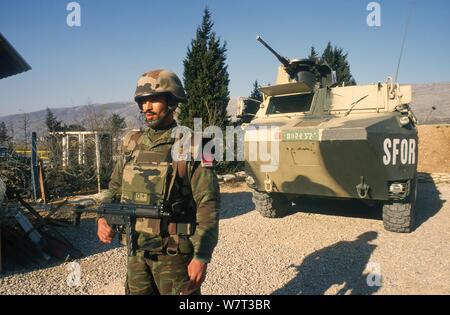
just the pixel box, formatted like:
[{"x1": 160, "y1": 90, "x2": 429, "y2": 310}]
[
  {"x1": 135, "y1": 197, "x2": 196, "y2": 236},
  {"x1": 134, "y1": 198, "x2": 196, "y2": 256}
]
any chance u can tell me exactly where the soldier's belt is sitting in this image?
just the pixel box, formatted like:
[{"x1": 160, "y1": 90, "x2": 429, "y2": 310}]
[{"x1": 135, "y1": 218, "x2": 195, "y2": 236}]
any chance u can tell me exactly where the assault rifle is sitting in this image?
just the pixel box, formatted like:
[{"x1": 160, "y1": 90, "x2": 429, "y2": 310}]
[{"x1": 73, "y1": 203, "x2": 171, "y2": 256}]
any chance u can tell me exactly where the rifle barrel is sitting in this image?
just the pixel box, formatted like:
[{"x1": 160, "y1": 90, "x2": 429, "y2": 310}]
[{"x1": 75, "y1": 203, "x2": 170, "y2": 219}]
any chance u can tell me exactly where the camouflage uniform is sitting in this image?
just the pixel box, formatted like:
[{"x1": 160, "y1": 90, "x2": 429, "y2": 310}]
[{"x1": 102, "y1": 70, "x2": 220, "y2": 295}]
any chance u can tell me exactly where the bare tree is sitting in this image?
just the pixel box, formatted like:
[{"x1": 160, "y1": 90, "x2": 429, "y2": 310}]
[
  {"x1": 7, "y1": 121, "x2": 15, "y2": 146},
  {"x1": 19, "y1": 112, "x2": 30, "y2": 151},
  {"x1": 82, "y1": 104, "x2": 109, "y2": 131}
]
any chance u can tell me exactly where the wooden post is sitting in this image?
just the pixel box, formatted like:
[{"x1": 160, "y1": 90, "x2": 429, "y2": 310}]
[
  {"x1": 30, "y1": 132, "x2": 40, "y2": 201},
  {"x1": 95, "y1": 132, "x2": 101, "y2": 193},
  {"x1": 78, "y1": 133, "x2": 83, "y2": 165},
  {"x1": 62, "y1": 135, "x2": 67, "y2": 168},
  {"x1": 81, "y1": 134, "x2": 85, "y2": 165},
  {"x1": 38, "y1": 159, "x2": 47, "y2": 203},
  {"x1": 65, "y1": 134, "x2": 70, "y2": 168}
]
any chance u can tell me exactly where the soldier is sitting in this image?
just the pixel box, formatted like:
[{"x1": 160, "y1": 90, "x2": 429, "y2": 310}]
[{"x1": 96, "y1": 69, "x2": 220, "y2": 295}]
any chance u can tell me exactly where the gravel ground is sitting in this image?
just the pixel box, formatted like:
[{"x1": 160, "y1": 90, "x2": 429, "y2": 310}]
[{"x1": 1, "y1": 180, "x2": 449, "y2": 295}]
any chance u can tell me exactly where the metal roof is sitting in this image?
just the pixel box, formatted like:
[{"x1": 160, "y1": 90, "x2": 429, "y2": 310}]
[{"x1": 0, "y1": 33, "x2": 31, "y2": 79}]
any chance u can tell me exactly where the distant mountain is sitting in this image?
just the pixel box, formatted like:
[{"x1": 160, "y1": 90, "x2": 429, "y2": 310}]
[
  {"x1": 0, "y1": 84, "x2": 448, "y2": 142},
  {"x1": 0, "y1": 102, "x2": 142, "y2": 141},
  {"x1": 0, "y1": 99, "x2": 241, "y2": 142}
]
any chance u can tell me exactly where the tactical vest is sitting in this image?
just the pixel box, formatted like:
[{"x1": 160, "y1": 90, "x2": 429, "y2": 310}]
[{"x1": 121, "y1": 128, "x2": 196, "y2": 255}]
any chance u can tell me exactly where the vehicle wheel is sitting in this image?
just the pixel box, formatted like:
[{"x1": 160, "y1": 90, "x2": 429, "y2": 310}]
[
  {"x1": 382, "y1": 177, "x2": 417, "y2": 233},
  {"x1": 252, "y1": 190, "x2": 289, "y2": 218}
]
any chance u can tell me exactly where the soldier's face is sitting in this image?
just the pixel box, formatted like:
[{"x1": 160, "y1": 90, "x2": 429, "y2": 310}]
[{"x1": 141, "y1": 95, "x2": 168, "y2": 122}]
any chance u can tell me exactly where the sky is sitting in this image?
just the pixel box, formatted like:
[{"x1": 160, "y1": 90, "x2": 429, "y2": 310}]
[{"x1": 0, "y1": 0, "x2": 449, "y2": 117}]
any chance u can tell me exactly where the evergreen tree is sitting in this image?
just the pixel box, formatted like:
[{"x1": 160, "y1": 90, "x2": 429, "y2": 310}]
[
  {"x1": 45, "y1": 108, "x2": 64, "y2": 132},
  {"x1": 109, "y1": 113, "x2": 126, "y2": 152},
  {"x1": 322, "y1": 42, "x2": 356, "y2": 86},
  {"x1": 236, "y1": 80, "x2": 263, "y2": 125},
  {"x1": 65, "y1": 124, "x2": 86, "y2": 131},
  {"x1": 249, "y1": 80, "x2": 263, "y2": 102},
  {"x1": 309, "y1": 46, "x2": 319, "y2": 59},
  {"x1": 180, "y1": 7, "x2": 230, "y2": 129},
  {"x1": 109, "y1": 113, "x2": 127, "y2": 132},
  {"x1": 0, "y1": 122, "x2": 10, "y2": 143}
]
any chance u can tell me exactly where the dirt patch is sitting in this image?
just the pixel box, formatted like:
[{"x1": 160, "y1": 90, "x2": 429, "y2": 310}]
[{"x1": 418, "y1": 124, "x2": 450, "y2": 173}]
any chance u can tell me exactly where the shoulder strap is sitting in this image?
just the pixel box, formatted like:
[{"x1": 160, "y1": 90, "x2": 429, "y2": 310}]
[
  {"x1": 163, "y1": 135, "x2": 190, "y2": 203},
  {"x1": 119, "y1": 130, "x2": 143, "y2": 176},
  {"x1": 122, "y1": 130, "x2": 143, "y2": 153},
  {"x1": 177, "y1": 159, "x2": 187, "y2": 179},
  {"x1": 163, "y1": 158, "x2": 188, "y2": 202},
  {"x1": 164, "y1": 131, "x2": 208, "y2": 203}
]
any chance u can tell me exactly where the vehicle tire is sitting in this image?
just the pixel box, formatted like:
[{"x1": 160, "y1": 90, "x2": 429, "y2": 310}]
[
  {"x1": 252, "y1": 190, "x2": 289, "y2": 218},
  {"x1": 382, "y1": 177, "x2": 417, "y2": 233}
]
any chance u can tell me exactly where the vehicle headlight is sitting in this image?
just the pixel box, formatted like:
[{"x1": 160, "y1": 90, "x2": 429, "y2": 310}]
[{"x1": 389, "y1": 183, "x2": 406, "y2": 194}]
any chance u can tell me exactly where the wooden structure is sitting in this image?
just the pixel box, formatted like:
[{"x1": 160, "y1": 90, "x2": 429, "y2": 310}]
[{"x1": 49, "y1": 131, "x2": 112, "y2": 193}]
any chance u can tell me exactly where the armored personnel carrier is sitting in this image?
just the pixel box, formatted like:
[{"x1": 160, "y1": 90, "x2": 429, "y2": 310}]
[{"x1": 240, "y1": 37, "x2": 418, "y2": 233}]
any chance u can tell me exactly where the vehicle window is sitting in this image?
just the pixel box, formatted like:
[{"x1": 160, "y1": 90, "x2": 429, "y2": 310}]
[{"x1": 266, "y1": 93, "x2": 314, "y2": 115}]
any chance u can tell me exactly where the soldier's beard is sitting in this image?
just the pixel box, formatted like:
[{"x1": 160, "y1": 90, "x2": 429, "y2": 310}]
[{"x1": 143, "y1": 109, "x2": 172, "y2": 130}]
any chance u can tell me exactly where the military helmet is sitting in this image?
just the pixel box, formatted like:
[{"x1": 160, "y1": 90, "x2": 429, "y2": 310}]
[{"x1": 134, "y1": 69, "x2": 187, "y2": 109}]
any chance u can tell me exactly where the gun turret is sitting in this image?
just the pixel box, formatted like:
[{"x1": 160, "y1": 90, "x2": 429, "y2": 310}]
[
  {"x1": 256, "y1": 35, "x2": 335, "y2": 87},
  {"x1": 256, "y1": 35, "x2": 314, "y2": 80},
  {"x1": 256, "y1": 36, "x2": 291, "y2": 69}
]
